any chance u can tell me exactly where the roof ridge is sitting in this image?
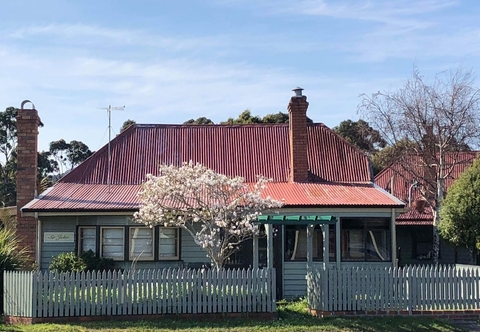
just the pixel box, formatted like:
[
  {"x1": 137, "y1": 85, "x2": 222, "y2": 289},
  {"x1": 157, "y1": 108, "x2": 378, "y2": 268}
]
[{"x1": 134, "y1": 122, "x2": 326, "y2": 128}]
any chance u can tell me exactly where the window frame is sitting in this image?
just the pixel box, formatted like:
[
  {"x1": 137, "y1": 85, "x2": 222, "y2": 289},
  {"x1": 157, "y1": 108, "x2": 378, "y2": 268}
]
[
  {"x1": 76, "y1": 225, "x2": 181, "y2": 262},
  {"x1": 341, "y1": 218, "x2": 391, "y2": 262},
  {"x1": 284, "y1": 224, "x2": 336, "y2": 262},
  {"x1": 158, "y1": 227, "x2": 180, "y2": 260},
  {"x1": 129, "y1": 227, "x2": 155, "y2": 261},
  {"x1": 77, "y1": 226, "x2": 97, "y2": 255},
  {"x1": 100, "y1": 227, "x2": 126, "y2": 261}
]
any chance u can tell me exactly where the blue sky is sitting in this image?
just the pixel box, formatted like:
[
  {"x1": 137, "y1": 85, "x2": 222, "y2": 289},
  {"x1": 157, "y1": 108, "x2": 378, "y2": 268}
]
[{"x1": 1, "y1": 0, "x2": 480, "y2": 152}]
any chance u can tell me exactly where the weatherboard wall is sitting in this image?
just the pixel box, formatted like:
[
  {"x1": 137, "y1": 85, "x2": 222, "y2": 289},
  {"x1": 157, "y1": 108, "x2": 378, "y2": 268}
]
[
  {"x1": 396, "y1": 226, "x2": 471, "y2": 266},
  {"x1": 39, "y1": 216, "x2": 209, "y2": 271}
]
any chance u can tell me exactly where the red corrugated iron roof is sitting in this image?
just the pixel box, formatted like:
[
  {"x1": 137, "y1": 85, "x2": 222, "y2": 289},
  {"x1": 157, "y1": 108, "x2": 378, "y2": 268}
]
[
  {"x1": 24, "y1": 123, "x2": 404, "y2": 213},
  {"x1": 23, "y1": 181, "x2": 403, "y2": 212},
  {"x1": 61, "y1": 123, "x2": 372, "y2": 185},
  {"x1": 375, "y1": 151, "x2": 478, "y2": 225},
  {"x1": 396, "y1": 208, "x2": 433, "y2": 226}
]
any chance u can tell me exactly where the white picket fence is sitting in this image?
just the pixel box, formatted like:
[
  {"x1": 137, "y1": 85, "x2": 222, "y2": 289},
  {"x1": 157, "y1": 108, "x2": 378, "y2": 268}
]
[
  {"x1": 3, "y1": 268, "x2": 276, "y2": 318},
  {"x1": 307, "y1": 265, "x2": 480, "y2": 312}
]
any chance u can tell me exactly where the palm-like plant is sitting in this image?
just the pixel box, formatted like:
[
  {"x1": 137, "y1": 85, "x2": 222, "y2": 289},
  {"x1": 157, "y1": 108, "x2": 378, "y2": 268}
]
[
  {"x1": 0, "y1": 207, "x2": 29, "y2": 270},
  {"x1": 0, "y1": 228, "x2": 29, "y2": 271}
]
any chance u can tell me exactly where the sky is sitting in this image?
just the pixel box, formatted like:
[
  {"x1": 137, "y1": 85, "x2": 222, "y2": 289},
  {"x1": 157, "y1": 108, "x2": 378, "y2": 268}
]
[{"x1": 1, "y1": 0, "x2": 480, "y2": 152}]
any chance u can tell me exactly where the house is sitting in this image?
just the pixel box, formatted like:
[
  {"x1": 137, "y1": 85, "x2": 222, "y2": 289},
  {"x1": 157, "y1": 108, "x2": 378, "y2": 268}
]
[
  {"x1": 16, "y1": 88, "x2": 404, "y2": 299},
  {"x1": 374, "y1": 153, "x2": 477, "y2": 266}
]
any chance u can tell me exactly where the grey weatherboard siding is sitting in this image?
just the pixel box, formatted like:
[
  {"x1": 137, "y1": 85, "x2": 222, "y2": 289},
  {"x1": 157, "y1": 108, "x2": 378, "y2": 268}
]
[{"x1": 40, "y1": 216, "x2": 209, "y2": 271}]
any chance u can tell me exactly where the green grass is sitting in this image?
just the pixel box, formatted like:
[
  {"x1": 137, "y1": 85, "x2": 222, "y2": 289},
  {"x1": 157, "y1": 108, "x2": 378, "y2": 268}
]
[{"x1": 0, "y1": 299, "x2": 472, "y2": 332}]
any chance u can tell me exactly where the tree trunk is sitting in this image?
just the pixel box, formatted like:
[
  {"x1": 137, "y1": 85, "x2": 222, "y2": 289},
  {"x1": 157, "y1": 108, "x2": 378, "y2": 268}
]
[
  {"x1": 433, "y1": 156, "x2": 445, "y2": 266},
  {"x1": 432, "y1": 210, "x2": 440, "y2": 265}
]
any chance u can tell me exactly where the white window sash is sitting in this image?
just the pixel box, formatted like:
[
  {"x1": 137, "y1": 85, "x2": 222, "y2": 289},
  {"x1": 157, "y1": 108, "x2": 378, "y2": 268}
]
[
  {"x1": 101, "y1": 227, "x2": 125, "y2": 261},
  {"x1": 158, "y1": 227, "x2": 179, "y2": 260},
  {"x1": 129, "y1": 227, "x2": 154, "y2": 261}
]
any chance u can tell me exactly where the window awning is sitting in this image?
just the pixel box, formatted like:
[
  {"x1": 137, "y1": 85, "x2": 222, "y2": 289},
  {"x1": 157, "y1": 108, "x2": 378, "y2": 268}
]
[{"x1": 257, "y1": 215, "x2": 337, "y2": 225}]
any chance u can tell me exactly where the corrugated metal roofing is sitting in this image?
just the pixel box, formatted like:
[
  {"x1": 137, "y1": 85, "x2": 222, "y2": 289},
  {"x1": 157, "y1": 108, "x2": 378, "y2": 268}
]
[
  {"x1": 24, "y1": 181, "x2": 402, "y2": 212},
  {"x1": 61, "y1": 123, "x2": 372, "y2": 185},
  {"x1": 24, "y1": 123, "x2": 403, "y2": 212},
  {"x1": 375, "y1": 152, "x2": 478, "y2": 225},
  {"x1": 396, "y1": 207, "x2": 433, "y2": 225}
]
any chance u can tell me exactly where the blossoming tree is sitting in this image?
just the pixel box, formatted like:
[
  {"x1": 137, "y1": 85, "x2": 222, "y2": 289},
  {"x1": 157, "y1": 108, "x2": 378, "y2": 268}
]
[{"x1": 133, "y1": 161, "x2": 284, "y2": 268}]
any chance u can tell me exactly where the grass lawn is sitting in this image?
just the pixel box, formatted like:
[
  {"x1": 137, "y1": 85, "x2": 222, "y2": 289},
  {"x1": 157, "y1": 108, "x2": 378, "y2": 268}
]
[{"x1": 0, "y1": 300, "x2": 473, "y2": 332}]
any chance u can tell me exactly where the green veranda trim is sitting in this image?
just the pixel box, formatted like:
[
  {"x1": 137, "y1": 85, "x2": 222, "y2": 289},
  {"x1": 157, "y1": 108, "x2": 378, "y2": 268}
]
[{"x1": 257, "y1": 215, "x2": 337, "y2": 225}]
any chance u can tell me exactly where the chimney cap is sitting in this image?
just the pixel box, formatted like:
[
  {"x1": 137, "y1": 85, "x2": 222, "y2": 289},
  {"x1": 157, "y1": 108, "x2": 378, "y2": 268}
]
[
  {"x1": 21, "y1": 100, "x2": 36, "y2": 110},
  {"x1": 292, "y1": 87, "x2": 304, "y2": 97}
]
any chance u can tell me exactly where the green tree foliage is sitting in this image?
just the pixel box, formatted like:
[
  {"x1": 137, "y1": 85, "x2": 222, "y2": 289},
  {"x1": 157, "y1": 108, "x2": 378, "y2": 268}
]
[
  {"x1": 0, "y1": 158, "x2": 16, "y2": 206},
  {"x1": 222, "y1": 110, "x2": 262, "y2": 124},
  {"x1": 439, "y1": 159, "x2": 480, "y2": 260},
  {"x1": 222, "y1": 109, "x2": 313, "y2": 124},
  {"x1": 0, "y1": 207, "x2": 16, "y2": 231},
  {"x1": 184, "y1": 117, "x2": 214, "y2": 125},
  {"x1": 370, "y1": 139, "x2": 416, "y2": 175},
  {"x1": 49, "y1": 139, "x2": 93, "y2": 174},
  {"x1": 183, "y1": 110, "x2": 313, "y2": 125},
  {"x1": 0, "y1": 107, "x2": 17, "y2": 163},
  {"x1": 333, "y1": 119, "x2": 386, "y2": 154},
  {"x1": 0, "y1": 107, "x2": 18, "y2": 206},
  {"x1": 120, "y1": 119, "x2": 136, "y2": 132}
]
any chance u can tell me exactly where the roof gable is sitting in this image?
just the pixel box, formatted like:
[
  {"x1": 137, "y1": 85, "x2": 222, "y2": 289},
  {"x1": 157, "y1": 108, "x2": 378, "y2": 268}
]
[
  {"x1": 375, "y1": 151, "x2": 478, "y2": 224},
  {"x1": 375, "y1": 152, "x2": 478, "y2": 203}
]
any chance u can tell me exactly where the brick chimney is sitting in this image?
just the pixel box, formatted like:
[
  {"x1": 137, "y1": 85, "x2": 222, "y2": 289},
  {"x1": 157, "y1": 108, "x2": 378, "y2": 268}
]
[
  {"x1": 16, "y1": 100, "x2": 40, "y2": 264},
  {"x1": 288, "y1": 87, "x2": 309, "y2": 182}
]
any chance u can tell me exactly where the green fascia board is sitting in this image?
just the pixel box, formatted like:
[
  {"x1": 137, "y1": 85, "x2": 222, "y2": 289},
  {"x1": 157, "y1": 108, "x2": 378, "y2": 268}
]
[{"x1": 257, "y1": 215, "x2": 337, "y2": 225}]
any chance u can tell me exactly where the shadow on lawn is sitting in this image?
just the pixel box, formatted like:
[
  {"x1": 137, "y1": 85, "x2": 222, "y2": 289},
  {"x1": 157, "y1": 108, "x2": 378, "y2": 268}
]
[
  {"x1": 275, "y1": 301, "x2": 466, "y2": 332},
  {"x1": 67, "y1": 301, "x2": 468, "y2": 332},
  {"x1": 0, "y1": 302, "x2": 471, "y2": 332}
]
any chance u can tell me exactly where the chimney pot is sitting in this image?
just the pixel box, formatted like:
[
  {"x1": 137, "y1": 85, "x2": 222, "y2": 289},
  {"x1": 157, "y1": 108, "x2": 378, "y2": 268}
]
[{"x1": 292, "y1": 87, "x2": 304, "y2": 97}]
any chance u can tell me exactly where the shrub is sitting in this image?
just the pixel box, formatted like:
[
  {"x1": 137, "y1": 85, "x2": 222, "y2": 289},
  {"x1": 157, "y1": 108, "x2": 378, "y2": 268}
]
[
  {"x1": 80, "y1": 250, "x2": 116, "y2": 271},
  {"x1": 0, "y1": 227, "x2": 29, "y2": 271},
  {"x1": 49, "y1": 252, "x2": 86, "y2": 273},
  {"x1": 0, "y1": 207, "x2": 16, "y2": 231}
]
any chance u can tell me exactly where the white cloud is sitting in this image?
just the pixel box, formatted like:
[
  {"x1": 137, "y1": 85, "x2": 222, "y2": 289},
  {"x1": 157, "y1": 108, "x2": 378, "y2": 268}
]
[{"x1": 5, "y1": 23, "x2": 222, "y2": 52}]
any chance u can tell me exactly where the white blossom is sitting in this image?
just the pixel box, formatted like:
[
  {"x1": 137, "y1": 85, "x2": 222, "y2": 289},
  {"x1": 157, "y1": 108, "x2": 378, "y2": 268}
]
[{"x1": 133, "y1": 161, "x2": 284, "y2": 268}]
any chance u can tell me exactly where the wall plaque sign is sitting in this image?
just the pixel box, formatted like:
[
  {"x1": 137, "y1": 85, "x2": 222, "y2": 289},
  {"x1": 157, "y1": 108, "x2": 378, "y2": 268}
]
[{"x1": 44, "y1": 232, "x2": 75, "y2": 243}]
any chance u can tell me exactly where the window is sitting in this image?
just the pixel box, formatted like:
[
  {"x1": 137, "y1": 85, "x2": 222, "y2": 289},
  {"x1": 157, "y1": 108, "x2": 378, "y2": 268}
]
[
  {"x1": 78, "y1": 226, "x2": 180, "y2": 262},
  {"x1": 412, "y1": 227, "x2": 433, "y2": 260},
  {"x1": 341, "y1": 218, "x2": 391, "y2": 262},
  {"x1": 158, "y1": 228, "x2": 179, "y2": 260},
  {"x1": 129, "y1": 227, "x2": 154, "y2": 261},
  {"x1": 101, "y1": 227, "x2": 125, "y2": 260},
  {"x1": 284, "y1": 225, "x2": 336, "y2": 261},
  {"x1": 78, "y1": 227, "x2": 96, "y2": 254}
]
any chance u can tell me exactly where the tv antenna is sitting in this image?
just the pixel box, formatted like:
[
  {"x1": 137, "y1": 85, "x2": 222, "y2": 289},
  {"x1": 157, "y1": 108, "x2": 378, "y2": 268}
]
[{"x1": 98, "y1": 105, "x2": 125, "y2": 191}]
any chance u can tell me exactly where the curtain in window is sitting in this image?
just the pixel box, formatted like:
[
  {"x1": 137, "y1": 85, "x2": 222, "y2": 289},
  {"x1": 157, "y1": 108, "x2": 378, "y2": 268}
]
[
  {"x1": 159, "y1": 228, "x2": 178, "y2": 258},
  {"x1": 80, "y1": 228, "x2": 96, "y2": 253},
  {"x1": 102, "y1": 228, "x2": 124, "y2": 260},
  {"x1": 130, "y1": 228, "x2": 154, "y2": 260}
]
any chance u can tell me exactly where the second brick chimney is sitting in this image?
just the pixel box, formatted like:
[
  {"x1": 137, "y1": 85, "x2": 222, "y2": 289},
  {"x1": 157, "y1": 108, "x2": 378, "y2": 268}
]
[
  {"x1": 16, "y1": 100, "x2": 40, "y2": 264},
  {"x1": 288, "y1": 87, "x2": 309, "y2": 182}
]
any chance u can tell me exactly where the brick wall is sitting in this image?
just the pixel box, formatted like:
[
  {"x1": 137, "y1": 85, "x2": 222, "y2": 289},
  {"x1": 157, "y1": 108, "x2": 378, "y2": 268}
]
[
  {"x1": 4, "y1": 312, "x2": 278, "y2": 325},
  {"x1": 310, "y1": 308, "x2": 480, "y2": 320},
  {"x1": 16, "y1": 107, "x2": 40, "y2": 264},
  {"x1": 288, "y1": 95, "x2": 309, "y2": 182}
]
